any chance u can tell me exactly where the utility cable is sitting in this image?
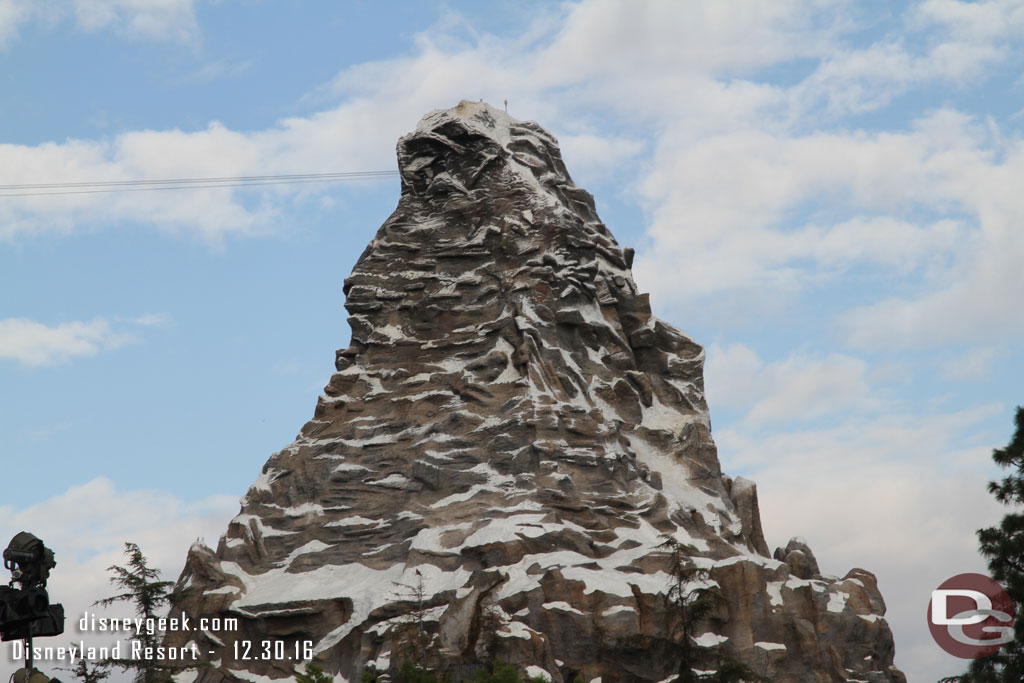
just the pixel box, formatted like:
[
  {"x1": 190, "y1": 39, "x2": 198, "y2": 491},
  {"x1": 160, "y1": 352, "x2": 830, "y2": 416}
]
[{"x1": 0, "y1": 170, "x2": 399, "y2": 197}]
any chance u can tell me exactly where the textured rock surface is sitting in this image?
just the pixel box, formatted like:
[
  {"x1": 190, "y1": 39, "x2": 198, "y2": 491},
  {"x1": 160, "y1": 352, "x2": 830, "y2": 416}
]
[{"x1": 166, "y1": 101, "x2": 905, "y2": 683}]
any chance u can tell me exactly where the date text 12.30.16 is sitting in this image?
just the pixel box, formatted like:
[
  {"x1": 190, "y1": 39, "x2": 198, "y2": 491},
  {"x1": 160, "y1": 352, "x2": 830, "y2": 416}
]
[{"x1": 233, "y1": 640, "x2": 314, "y2": 661}]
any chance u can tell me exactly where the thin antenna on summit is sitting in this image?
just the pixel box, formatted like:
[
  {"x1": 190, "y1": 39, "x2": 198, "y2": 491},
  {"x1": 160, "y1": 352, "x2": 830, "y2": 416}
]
[{"x1": 504, "y1": 99, "x2": 508, "y2": 112}]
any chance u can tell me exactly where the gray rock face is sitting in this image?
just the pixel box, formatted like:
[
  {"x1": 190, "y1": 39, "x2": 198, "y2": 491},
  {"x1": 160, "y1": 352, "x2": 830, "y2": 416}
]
[{"x1": 166, "y1": 101, "x2": 905, "y2": 683}]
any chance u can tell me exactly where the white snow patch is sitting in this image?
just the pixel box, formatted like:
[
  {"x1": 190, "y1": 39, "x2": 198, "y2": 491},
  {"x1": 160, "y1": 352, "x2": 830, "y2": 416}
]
[
  {"x1": 201, "y1": 629, "x2": 224, "y2": 647},
  {"x1": 525, "y1": 666, "x2": 551, "y2": 682},
  {"x1": 560, "y1": 564, "x2": 674, "y2": 599},
  {"x1": 431, "y1": 464, "x2": 516, "y2": 509},
  {"x1": 827, "y1": 591, "x2": 848, "y2": 613},
  {"x1": 626, "y1": 433, "x2": 727, "y2": 538},
  {"x1": 375, "y1": 324, "x2": 408, "y2": 341},
  {"x1": 493, "y1": 360, "x2": 523, "y2": 383},
  {"x1": 542, "y1": 601, "x2": 584, "y2": 615},
  {"x1": 325, "y1": 516, "x2": 384, "y2": 528},
  {"x1": 227, "y1": 670, "x2": 291, "y2": 683},
  {"x1": 499, "y1": 620, "x2": 536, "y2": 640},
  {"x1": 282, "y1": 502, "x2": 325, "y2": 517},
  {"x1": 369, "y1": 649, "x2": 392, "y2": 672},
  {"x1": 755, "y1": 641, "x2": 787, "y2": 651},
  {"x1": 410, "y1": 522, "x2": 474, "y2": 553},
  {"x1": 278, "y1": 540, "x2": 330, "y2": 567},
  {"x1": 692, "y1": 632, "x2": 728, "y2": 647},
  {"x1": 310, "y1": 563, "x2": 471, "y2": 654},
  {"x1": 601, "y1": 605, "x2": 635, "y2": 616},
  {"x1": 249, "y1": 468, "x2": 283, "y2": 493},
  {"x1": 431, "y1": 484, "x2": 493, "y2": 508},
  {"x1": 641, "y1": 394, "x2": 696, "y2": 433},
  {"x1": 365, "y1": 543, "x2": 395, "y2": 556},
  {"x1": 332, "y1": 433, "x2": 399, "y2": 448},
  {"x1": 332, "y1": 463, "x2": 370, "y2": 474},
  {"x1": 463, "y1": 515, "x2": 555, "y2": 547},
  {"x1": 370, "y1": 473, "x2": 410, "y2": 488}
]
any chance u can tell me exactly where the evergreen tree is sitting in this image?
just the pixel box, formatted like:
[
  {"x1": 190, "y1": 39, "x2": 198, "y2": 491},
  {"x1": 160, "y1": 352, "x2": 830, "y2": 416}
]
[
  {"x1": 296, "y1": 663, "x2": 333, "y2": 683},
  {"x1": 94, "y1": 542, "x2": 175, "y2": 683},
  {"x1": 660, "y1": 537, "x2": 768, "y2": 683},
  {"x1": 397, "y1": 660, "x2": 445, "y2": 683},
  {"x1": 473, "y1": 660, "x2": 519, "y2": 683},
  {"x1": 941, "y1": 406, "x2": 1024, "y2": 682},
  {"x1": 391, "y1": 569, "x2": 439, "y2": 674},
  {"x1": 59, "y1": 658, "x2": 111, "y2": 683}
]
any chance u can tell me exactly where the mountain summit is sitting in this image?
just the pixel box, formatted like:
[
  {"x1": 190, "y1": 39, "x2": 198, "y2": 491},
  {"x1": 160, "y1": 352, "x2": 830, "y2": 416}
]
[{"x1": 167, "y1": 101, "x2": 904, "y2": 683}]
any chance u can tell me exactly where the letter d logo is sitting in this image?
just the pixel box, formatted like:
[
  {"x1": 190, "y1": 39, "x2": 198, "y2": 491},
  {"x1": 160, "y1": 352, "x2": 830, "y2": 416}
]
[
  {"x1": 931, "y1": 589, "x2": 992, "y2": 625},
  {"x1": 928, "y1": 573, "x2": 1015, "y2": 659}
]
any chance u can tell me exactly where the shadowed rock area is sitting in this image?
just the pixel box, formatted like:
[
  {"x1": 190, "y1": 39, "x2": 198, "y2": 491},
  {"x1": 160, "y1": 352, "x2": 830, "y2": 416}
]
[{"x1": 165, "y1": 101, "x2": 905, "y2": 683}]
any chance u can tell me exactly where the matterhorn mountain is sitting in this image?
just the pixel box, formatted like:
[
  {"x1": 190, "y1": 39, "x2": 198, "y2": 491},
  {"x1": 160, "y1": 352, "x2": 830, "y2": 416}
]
[{"x1": 166, "y1": 101, "x2": 904, "y2": 683}]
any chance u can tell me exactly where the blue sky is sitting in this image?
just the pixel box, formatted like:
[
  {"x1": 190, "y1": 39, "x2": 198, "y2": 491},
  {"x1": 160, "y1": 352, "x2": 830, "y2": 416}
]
[{"x1": 2, "y1": 1, "x2": 1024, "y2": 680}]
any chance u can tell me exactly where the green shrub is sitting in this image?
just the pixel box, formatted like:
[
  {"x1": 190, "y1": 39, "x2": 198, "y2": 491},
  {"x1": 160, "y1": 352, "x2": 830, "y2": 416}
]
[
  {"x1": 296, "y1": 663, "x2": 333, "y2": 683},
  {"x1": 398, "y1": 660, "x2": 448, "y2": 683},
  {"x1": 474, "y1": 660, "x2": 520, "y2": 683}
]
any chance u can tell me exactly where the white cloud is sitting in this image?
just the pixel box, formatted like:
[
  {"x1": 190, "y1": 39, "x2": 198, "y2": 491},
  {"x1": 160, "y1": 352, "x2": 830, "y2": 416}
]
[
  {"x1": 130, "y1": 312, "x2": 174, "y2": 328},
  {"x1": 782, "y1": 0, "x2": 1024, "y2": 120},
  {"x1": 706, "y1": 343, "x2": 876, "y2": 425},
  {"x1": 0, "y1": 1, "x2": 1014, "y2": 352},
  {"x1": 558, "y1": 133, "x2": 644, "y2": 184},
  {"x1": 759, "y1": 452, "x2": 999, "y2": 682},
  {"x1": 176, "y1": 57, "x2": 254, "y2": 85},
  {"x1": 941, "y1": 346, "x2": 1000, "y2": 380},
  {"x1": 0, "y1": 0, "x2": 197, "y2": 48},
  {"x1": 0, "y1": 478, "x2": 237, "y2": 682},
  {"x1": 915, "y1": 0, "x2": 1024, "y2": 42},
  {"x1": 2, "y1": 0, "x2": 1013, "y2": 270},
  {"x1": 536, "y1": 0, "x2": 841, "y2": 83},
  {"x1": 0, "y1": 314, "x2": 167, "y2": 366},
  {"x1": 632, "y1": 106, "x2": 1024, "y2": 351},
  {"x1": 25, "y1": 420, "x2": 81, "y2": 440},
  {"x1": 0, "y1": 1, "x2": 838, "y2": 242},
  {"x1": 0, "y1": 0, "x2": 27, "y2": 48},
  {"x1": 788, "y1": 40, "x2": 1006, "y2": 119},
  {"x1": 718, "y1": 404, "x2": 1006, "y2": 681},
  {"x1": 840, "y1": 210, "x2": 1024, "y2": 348},
  {"x1": 0, "y1": 318, "x2": 132, "y2": 366},
  {"x1": 73, "y1": 0, "x2": 198, "y2": 43}
]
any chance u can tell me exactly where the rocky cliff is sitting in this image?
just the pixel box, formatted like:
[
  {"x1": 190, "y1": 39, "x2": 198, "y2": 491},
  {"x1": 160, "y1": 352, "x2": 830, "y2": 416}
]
[{"x1": 166, "y1": 101, "x2": 905, "y2": 683}]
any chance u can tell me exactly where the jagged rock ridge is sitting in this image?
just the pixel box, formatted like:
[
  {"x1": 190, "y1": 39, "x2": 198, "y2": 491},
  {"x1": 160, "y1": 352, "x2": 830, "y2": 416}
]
[{"x1": 167, "y1": 101, "x2": 905, "y2": 683}]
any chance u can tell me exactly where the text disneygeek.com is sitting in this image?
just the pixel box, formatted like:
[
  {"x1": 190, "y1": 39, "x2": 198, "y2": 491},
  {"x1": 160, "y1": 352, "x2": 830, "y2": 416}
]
[{"x1": 78, "y1": 612, "x2": 238, "y2": 635}]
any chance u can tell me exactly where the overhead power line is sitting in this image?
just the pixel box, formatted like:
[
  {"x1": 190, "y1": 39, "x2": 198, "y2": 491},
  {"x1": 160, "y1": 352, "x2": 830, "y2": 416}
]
[{"x1": 0, "y1": 170, "x2": 400, "y2": 198}]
